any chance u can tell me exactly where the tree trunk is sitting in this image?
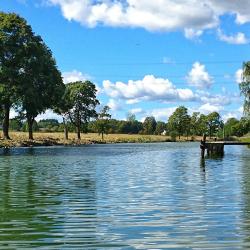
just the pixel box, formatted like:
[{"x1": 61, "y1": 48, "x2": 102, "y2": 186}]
[
  {"x1": 76, "y1": 113, "x2": 81, "y2": 140},
  {"x1": 27, "y1": 117, "x2": 34, "y2": 140},
  {"x1": 101, "y1": 132, "x2": 104, "y2": 140},
  {"x1": 76, "y1": 126, "x2": 81, "y2": 140},
  {"x1": 63, "y1": 118, "x2": 68, "y2": 140},
  {"x1": 3, "y1": 103, "x2": 11, "y2": 139}
]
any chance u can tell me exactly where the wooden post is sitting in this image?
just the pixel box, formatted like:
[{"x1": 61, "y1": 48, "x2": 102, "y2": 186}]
[{"x1": 200, "y1": 134, "x2": 206, "y2": 159}]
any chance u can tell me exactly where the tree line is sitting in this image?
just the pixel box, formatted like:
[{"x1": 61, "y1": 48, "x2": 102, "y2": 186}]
[
  {"x1": 0, "y1": 12, "x2": 250, "y2": 141},
  {"x1": 5, "y1": 106, "x2": 250, "y2": 140}
]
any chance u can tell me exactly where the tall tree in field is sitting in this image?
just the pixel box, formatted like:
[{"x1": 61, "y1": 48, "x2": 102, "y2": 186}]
[
  {"x1": 168, "y1": 106, "x2": 190, "y2": 139},
  {"x1": 206, "y1": 112, "x2": 223, "y2": 138},
  {"x1": 143, "y1": 116, "x2": 157, "y2": 134},
  {"x1": 197, "y1": 114, "x2": 208, "y2": 136},
  {"x1": 224, "y1": 118, "x2": 239, "y2": 137},
  {"x1": 54, "y1": 90, "x2": 73, "y2": 140},
  {"x1": 95, "y1": 105, "x2": 111, "y2": 140},
  {"x1": 19, "y1": 39, "x2": 64, "y2": 140},
  {"x1": 0, "y1": 12, "x2": 35, "y2": 139},
  {"x1": 190, "y1": 112, "x2": 200, "y2": 136},
  {"x1": 240, "y1": 62, "x2": 250, "y2": 116},
  {"x1": 64, "y1": 81, "x2": 99, "y2": 140}
]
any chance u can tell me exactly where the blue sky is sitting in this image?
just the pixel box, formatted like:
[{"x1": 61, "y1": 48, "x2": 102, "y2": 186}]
[{"x1": 1, "y1": 0, "x2": 250, "y2": 122}]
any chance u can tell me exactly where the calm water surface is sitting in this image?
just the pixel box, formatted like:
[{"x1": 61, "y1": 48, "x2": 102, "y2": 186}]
[{"x1": 0, "y1": 143, "x2": 250, "y2": 249}]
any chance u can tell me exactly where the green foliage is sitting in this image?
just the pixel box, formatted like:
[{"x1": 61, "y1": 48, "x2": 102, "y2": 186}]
[
  {"x1": 0, "y1": 106, "x2": 3, "y2": 125},
  {"x1": 234, "y1": 117, "x2": 250, "y2": 137},
  {"x1": 37, "y1": 119, "x2": 60, "y2": 132},
  {"x1": 197, "y1": 114, "x2": 208, "y2": 135},
  {"x1": 64, "y1": 81, "x2": 100, "y2": 139},
  {"x1": 22, "y1": 120, "x2": 39, "y2": 132},
  {"x1": 170, "y1": 131, "x2": 177, "y2": 142},
  {"x1": 9, "y1": 118, "x2": 23, "y2": 131},
  {"x1": 206, "y1": 112, "x2": 223, "y2": 138},
  {"x1": 224, "y1": 118, "x2": 239, "y2": 137},
  {"x1": 240, "y1": 62, "x2": 250, "y2": 116},
  {"x1": 127, "y1": 113, "x2": 136, "y2": 122},
  {"x1": 143, "y1": 116, "x2": 157, "y2": 135},
  {"x1": 155, "y1": 121, "x2": 166, "y2": 135},
  {"x1": 0, "y1": 12, "x2": 34, "y2": 104},
  {"x1": 0, "y1": 12, "x2": 64, "y2": 139},
  {"x1": 0, "y1": 12, "x2": 38, "y2": 138},
  {"x1": 95, "y1": 106, "x2": 111, "y2": 140},
  {"x1": 190, "y1": 112, "x2": 201, "y2": 135},
  {"x1": 168, "y1": 106, "x2": 190, "y2": 139},
  {"x1": 18, "y1": 37, "x2": 64, "y2": 138}
]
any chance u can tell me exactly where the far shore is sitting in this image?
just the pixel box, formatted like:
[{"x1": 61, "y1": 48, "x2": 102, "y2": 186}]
[
  {"x1": 0, "y1": 131, "x2": 248, "y2": 148},
  {"x1": 0, "y1": 131, "x2": 205, "y2": 148}
]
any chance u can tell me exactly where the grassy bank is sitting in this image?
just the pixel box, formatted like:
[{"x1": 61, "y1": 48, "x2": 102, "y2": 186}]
[
  {"x1": 1, "y1": 131, "x2": 249, "y2": 148},
  {"x1": 0, "y1": 131, "x2": 202, "y2": 148}
]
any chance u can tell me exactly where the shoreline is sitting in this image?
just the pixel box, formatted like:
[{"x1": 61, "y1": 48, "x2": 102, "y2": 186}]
[
  {"x1": 0, "y1": 138, "x2": 196, "y2": 149},
  {"x1": 0, "y1": 132, "x2": 201, "y2": 148},
  {"x1": 1, "y1": 132, "x2": 247, "y2": 149}
]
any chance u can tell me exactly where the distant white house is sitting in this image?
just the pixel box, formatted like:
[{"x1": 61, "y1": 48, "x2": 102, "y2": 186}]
[{"x1": 161, "y1": 130, "x2": 167, "y2": 136}]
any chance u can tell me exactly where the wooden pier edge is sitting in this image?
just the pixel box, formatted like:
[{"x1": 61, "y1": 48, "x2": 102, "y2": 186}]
[
  {"x1": 200, "y1": 134, "x2": 206, "y2": 159},
  {"x1": 200, "y1": 135, "x2": 250, "y2": 158}
]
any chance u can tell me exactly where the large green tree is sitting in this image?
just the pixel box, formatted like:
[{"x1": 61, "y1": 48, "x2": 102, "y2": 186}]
[
  {"x1": 224, "y1": 118, "x2": 239, "y2": 137},
  {"x1": 190, "y1": 112, "x2": 200, "y2": 136},
  {"x1": 95, "y1": 105, "x2": 111, "y2": 140},
  {"x1": 18, "y1": 40, "x2": 64, "y2": 140},
  {"x1": 63, "y1": 81, "x2": 99, "y2": 140},
  {"x1": 206, "y1": 112, "x2": 223, "y2": 138},
  {"x1": 240, "y1": 62, "x2": 250, "y2": 116},
  {"x1": 168, "y1": 106, "x2": 190, "y2": 139},
  {"x1": 0, "y1": 12, "x2": 36, "y2": 139},
  {"x1": 143, "y1": 116, "x2": 157, "y2": 135}
]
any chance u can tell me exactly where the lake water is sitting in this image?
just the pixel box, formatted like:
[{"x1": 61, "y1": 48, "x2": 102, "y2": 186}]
[{"x1": 0, "y1": 142, "x2": 250, "y2": 249}]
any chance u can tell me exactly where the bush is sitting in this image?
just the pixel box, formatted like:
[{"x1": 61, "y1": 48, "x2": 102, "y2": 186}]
[{"x1": 170, "y1": 131, "x2": 177, "y2": 142}]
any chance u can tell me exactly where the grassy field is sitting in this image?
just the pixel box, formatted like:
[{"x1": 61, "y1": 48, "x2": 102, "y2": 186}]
[{"x1": 0, "y1": 131, "x2": 201, "y2": 148}]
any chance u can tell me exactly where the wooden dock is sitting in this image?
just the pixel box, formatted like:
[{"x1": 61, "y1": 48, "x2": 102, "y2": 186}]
[{"x1": 200, "y1": 135, "x2": 250, "y2": 158}]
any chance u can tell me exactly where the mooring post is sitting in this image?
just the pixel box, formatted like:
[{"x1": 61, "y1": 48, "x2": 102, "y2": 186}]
[{"x1": 200, "y1": 134, "x2": 207, "y2": 159}]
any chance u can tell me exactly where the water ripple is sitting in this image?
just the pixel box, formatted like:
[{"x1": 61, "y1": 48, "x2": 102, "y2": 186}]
[{"x1": 0, "y1": 143, "x2": 250, "y2": 249}]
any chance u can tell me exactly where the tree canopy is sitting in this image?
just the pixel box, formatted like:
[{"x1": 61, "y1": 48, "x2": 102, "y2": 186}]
[
  {"x1": 240, "y1": 62, "x2": 250, "y2": 116},
  {"x1": 63, "y1": 81, "x2": 100, "y2": 139},
  {"x1": 0, "y1": 12, "x2": 36, "y2": 138},
  {"x1": 0, "y1": 12, "x2": 64, "y2": 140},
  {"x1": 168, "y1": 106, "x2": 190, "y2": 139},
  {"x1": 143, "y1": 116, "x2": 157, "y2": 134},
  {"x1": 95, "y1": 105, "x2": 111, "y2": 140}
]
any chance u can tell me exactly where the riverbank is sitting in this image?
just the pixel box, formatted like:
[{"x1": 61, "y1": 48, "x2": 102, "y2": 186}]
[
  {"x1": 0, "y1": 132, "x2": 203, "y2": 148},
  {"x1": 1, "y1": 131, "x2": 248, "y2": 148}
]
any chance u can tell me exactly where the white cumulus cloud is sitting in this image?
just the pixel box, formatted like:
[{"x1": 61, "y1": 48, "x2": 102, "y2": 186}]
[
  {"x1": 184, "y1": 28, "x2": 203, "y2": 40},
  {"x1": 197, "y1": 90, "x2": 232, "y2": 106},
  {"x1": 47, "y1": 0, "x2": 250, "y2": 40},
  {"x1": 62, "y1": 70, "x2": 90, "y2": 84},
  {"x1": 198, "y1": 103, "x2": 224, "y2": 114},
  {"x1": 130, "y1": 108, "x2": 144, "y2": 115},
  {"x1": 103, "y1": 75, "x2": 196, "y2": 103},
  {"x1": 62, "y1": 70, "x2": 102, "y2": 94},
  {"x1": 217, "y1": 29, "x2": 249, "y2": 44},
  {"x1": 107, "y1": 98, "x2": 122, "y2": 111},
  {"x1": 186, "y1": 62, "x2": 213, "y2": 89},
  {"x1": 150, "y1": 107, "x2": 177, "y2": 121}
]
